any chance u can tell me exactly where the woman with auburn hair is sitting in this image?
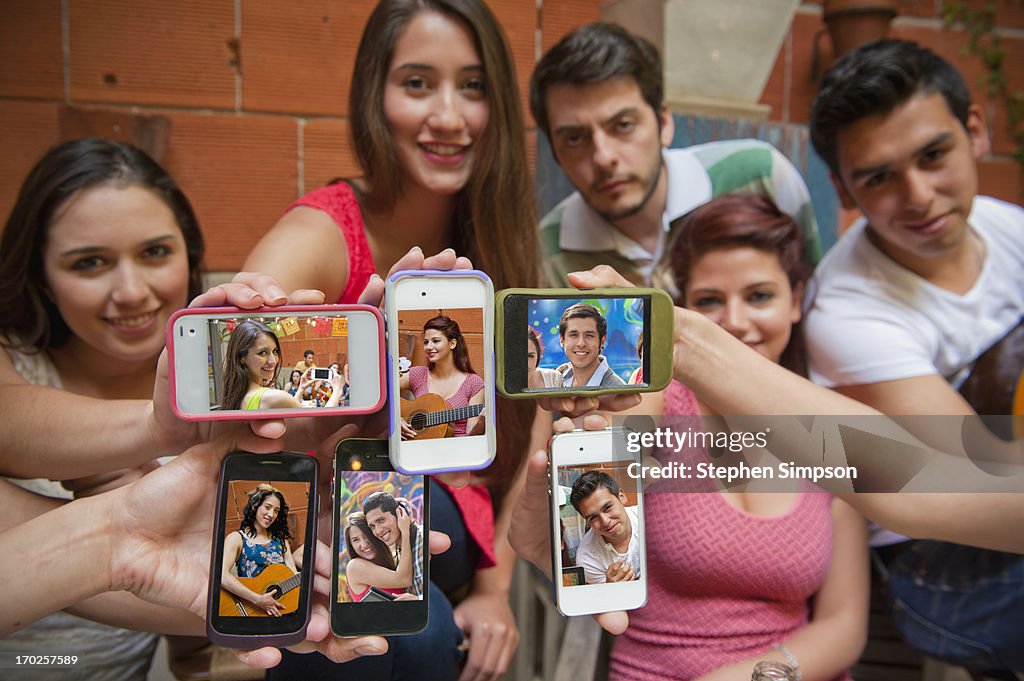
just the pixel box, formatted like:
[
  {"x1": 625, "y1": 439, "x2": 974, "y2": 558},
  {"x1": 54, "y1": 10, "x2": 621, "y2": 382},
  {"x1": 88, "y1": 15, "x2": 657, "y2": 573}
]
[
  {"x1": 605, "y1": 194, "x2": 868, "y2": 681},
  {"x1": 250, "y1": 2, "x2": 540, "y2": 679},
  {"x1": 399, "y1": 315, "x2": 484, "y2": 439}
]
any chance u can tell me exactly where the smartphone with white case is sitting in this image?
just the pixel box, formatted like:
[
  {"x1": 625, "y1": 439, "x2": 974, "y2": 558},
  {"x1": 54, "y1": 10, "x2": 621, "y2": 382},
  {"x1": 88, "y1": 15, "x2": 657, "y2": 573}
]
[
  {"x1": 385, "y1": 270, "x2": 495, "y2": 474},
  {"x1": 549, "y1": 427, "x2": 647, "y2": 616},
  {"x1": 168, "y1": 305, "x2": 385, "y2": 420}
]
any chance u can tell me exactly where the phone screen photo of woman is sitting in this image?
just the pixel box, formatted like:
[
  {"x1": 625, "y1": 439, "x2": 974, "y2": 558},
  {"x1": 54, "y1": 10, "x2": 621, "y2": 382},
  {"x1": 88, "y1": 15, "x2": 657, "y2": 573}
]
[
  {"x1": 398, "y1": 313, "x2": 484, "y2": 440},
  {"x1": 220, "y1": 483, "x2": 304, "y2": 617},
  {"x1": 219, "y1": 320, "x2": 343, "y2": 411}
]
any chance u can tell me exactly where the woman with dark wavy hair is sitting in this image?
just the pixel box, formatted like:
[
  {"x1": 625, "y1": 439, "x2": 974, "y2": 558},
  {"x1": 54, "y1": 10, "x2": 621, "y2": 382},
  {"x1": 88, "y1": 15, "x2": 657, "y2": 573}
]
[
  {"x1": 253, "y1": 2, "x2": 541, "y2": 677},
  {"x1": 399, "y1": 315, "x2": 484, "y2": 439},
  {"x1": 0, "y1": 137, "x2": 206, "y2": 677},
  {"x1": 221, "y1": 484, "x2": 298, "y2": 617}
]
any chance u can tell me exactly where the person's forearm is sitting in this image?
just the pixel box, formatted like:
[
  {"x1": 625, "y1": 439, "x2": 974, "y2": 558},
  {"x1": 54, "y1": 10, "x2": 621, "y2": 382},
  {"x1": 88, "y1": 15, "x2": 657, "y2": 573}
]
[
  {"x1": 2, "y1": 494, "x2": 114, "y2": 635},
  {"x1": 0, "y1": 388, "x2": 173, "y2": 479},
  {"x1": 673, "y1": 310, "x2": 876, "y2": 417},
  {"x1": 65, "y1": 592, "x2": 205, "y2": 635}
]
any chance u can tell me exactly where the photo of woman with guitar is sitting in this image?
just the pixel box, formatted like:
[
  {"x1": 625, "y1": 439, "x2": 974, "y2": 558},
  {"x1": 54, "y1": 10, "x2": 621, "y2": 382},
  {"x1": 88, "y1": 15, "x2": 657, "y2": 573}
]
[
  {"x1": 219, "y1": 483, "x2": 302, "y2": 617},
  {"x1": 399, "y1": 315, "x2": 485, "y2": 440}
]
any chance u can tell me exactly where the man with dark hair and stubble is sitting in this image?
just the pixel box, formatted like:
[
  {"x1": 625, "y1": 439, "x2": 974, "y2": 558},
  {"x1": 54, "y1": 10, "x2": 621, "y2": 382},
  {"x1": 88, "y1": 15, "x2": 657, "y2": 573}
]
[
  {"x1": 531, "y1": 22, "x2": 821, "y2": 292},
  {"x1": 569, "y1": 471, "x2": 641, "y2": 585},
  {"x1": 806, "y1": 38, "x2": 1024, "y2": 673},
  {"x1": 557, "y1": 303, "x2": 626, "y2": 388},
  {"x1": 363, "y1": 491, "x2": 424, "y2": 597}
]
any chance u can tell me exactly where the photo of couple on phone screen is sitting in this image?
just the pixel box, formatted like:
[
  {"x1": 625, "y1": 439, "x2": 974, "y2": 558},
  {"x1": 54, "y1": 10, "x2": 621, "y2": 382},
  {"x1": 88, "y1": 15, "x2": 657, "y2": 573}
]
[{"x1": 336, "y1": 472, "x2": 426, "y2": 603}]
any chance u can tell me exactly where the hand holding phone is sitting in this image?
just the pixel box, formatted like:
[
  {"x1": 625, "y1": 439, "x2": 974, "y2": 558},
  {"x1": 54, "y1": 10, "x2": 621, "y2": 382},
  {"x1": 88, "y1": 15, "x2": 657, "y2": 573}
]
[
  {"x1": 548, "y1": 427, "x2": 646, "y2": 616},
  {"x1": 207, "y1": 453, "x2": 318, "y2": 647},
  {"x1": 332, "y1": 438, "x2": 429, "y2": 636}
]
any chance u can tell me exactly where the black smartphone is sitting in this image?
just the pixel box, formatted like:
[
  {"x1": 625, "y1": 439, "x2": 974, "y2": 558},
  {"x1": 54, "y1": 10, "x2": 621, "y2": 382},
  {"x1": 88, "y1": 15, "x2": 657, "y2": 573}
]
[
  {"x1": 332, "y1": 438, "x2": 429, "y2": 636},
  {"x1": 207, "y1": 452, "x2": 318, "y2": 648}
]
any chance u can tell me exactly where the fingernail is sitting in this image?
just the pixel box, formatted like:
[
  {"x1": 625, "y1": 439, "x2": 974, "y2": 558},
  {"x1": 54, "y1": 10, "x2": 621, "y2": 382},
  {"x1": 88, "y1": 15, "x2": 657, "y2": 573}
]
[
  {"x1": 269, "y1": 286, "x2": 286, "y2": 299},
  {"x1": 412, "y1": 246, "x2": 423, "y2": 254}
]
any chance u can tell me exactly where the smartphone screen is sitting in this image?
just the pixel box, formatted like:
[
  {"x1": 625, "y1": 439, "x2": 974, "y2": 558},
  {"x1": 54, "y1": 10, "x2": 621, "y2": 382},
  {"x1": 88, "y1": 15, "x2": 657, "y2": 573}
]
[
  {"x1": 499, "y1": 289, "x2": 671, "y2": 397},
  {"x1": 550, "y1": 429, "x2": 646, "y2": 616},
  {"x1": 332, "y1": 439, "x2": 429, "y2": 636},
  {"x1": 208, "y1": 453, "x2": 317, "y2": 644},
  {"x1": 387, "y1": 272, "x2": 495, "y2": 474},
  {"x1": 169, "y1": 306, "x2": 385, "y2": 420}
]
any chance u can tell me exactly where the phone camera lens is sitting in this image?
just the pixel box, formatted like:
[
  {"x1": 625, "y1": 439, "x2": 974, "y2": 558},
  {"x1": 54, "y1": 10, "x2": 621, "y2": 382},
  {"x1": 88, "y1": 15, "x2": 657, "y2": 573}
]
[
  {"x1": 188, "y1": 328, "x2": 196, "y2": 336},
  {"x1": 420, "y1": 291, "x2": 427, "y2": 297}
]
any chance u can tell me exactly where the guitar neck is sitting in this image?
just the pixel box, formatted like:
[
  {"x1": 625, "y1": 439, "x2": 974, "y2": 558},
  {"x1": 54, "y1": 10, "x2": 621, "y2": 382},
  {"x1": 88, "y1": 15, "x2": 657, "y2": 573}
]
[{"x1": 424, "y1": 403, "x2": 484, "y2": 427}]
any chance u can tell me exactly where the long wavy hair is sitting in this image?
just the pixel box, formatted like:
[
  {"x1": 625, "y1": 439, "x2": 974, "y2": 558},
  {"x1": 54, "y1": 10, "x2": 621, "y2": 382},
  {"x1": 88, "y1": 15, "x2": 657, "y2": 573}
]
[
  {"x1": 345, "y1": 512, "x2": 396, "y2": 570},
  {"x1": 0, "y1": 137, "x2": 204, "y2": 354},
  {"x1": 220, "y1": 320, "x2": 282, "y2": 410},
  {"x1": 423, "y1": 315, "x2": 475, "y2": 375},
  {"x1": 349, "y1": 0, "x2": 539, "y2": 507},
  {"x1": 240, "y1": 484, "x2": 292, "y2": 543}
]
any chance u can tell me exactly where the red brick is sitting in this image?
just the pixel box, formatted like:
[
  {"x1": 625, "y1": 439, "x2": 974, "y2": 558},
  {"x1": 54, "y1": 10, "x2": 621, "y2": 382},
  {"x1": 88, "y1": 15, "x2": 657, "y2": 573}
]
[
  {"x1": 302, "y1": 118, "x2": 361, "y2": 194},
  {"x1": 953, "y1": 0, "x2": 1024, "y2": 30},
  {"x1": 241, "y1": 0, "x2": 374, "y2": 116},
  {"x1": 0, "y1": 0, "x2": 63, "y2": 100},
  {"x1": 0, "y1": 101, "x2": 61, "y2": 224},
  {"x1": 761, "y1": 28, "x2": 789, "y2": 122},
  {"x1": 159, "y1": 113, "x2": 299, "y2": 271},
  {"x1": 977, "y1": 157, "x2": 1023, "y2": 202},
  {"x1": 491, "y1": 0, "x2": 538, "y2": 127},
  {"x1": 541, "y1": 0, "x2": 600, "y2": 53},
  {"x1": 900, "y1": 0, "x2": 940, "y2": 20},
  {"x1": 69, "y1": 0, "x2": 235, "y2": 109},
  {"x1": 791, "y1": 12, "x2": 832, "y2": 123}
]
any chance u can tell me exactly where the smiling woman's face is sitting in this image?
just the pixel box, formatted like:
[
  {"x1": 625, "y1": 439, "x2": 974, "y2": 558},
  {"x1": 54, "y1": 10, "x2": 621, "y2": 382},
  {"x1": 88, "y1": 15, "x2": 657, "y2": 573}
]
[
  {"x1": 41, "y1": 183, "x2": 189, "y2": 365},
  {"x1": 683, "y1": 246, "x2": 800, "y2": 365}
]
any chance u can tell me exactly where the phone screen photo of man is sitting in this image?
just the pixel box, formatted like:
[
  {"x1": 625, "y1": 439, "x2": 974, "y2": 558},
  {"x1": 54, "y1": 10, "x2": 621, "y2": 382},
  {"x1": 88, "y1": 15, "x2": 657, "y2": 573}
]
[
  {"x1": 558, "y1": 304, "x2": 626, "y2": 389},
  {"x1": 569, "y1": 471, "x2": 641, "y2": 584}
]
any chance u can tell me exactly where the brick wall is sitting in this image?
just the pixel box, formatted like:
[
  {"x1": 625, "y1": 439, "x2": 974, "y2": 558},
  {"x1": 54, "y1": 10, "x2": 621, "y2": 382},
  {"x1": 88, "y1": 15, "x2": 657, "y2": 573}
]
[
  {"x1": 762, "y1": 0, "x2": 1024, "y2": 204},
  {"x1": 0, "y1": 0, "x2": 601, "y2": 272}
]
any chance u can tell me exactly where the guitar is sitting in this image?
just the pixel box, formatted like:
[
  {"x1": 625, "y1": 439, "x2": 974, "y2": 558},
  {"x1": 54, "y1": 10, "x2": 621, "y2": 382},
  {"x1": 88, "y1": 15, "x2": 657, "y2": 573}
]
[
  {"x1": 400, "y1": 392, "x2": 484, "y2": 440},
  {"x1": 219, "y1": 563, "x2": 301, "y2": 617}
]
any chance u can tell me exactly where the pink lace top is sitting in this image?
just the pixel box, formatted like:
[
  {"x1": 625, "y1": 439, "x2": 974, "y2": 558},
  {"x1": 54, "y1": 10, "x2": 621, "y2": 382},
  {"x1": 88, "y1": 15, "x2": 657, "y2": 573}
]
[{"x1": 610, "y1": 380, "x2": 845, "y2": 681}]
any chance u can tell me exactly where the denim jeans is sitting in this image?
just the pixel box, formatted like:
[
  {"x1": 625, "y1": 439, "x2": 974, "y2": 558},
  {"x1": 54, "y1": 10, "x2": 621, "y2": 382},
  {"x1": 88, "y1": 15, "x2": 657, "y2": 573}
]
[
  {"x1": 268, "y1": 479, "x2": 474, "y2": 681},
  {"x1": 876, "y1": 540, "x2": 1024, "y2": 673}
]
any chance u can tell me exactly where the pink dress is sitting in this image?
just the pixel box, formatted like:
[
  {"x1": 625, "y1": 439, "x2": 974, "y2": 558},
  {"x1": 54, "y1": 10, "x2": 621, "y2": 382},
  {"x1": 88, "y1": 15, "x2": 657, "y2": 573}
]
[
  {"x1": 407, "y1": 365, "x2": 484, "y2": 438},
  {"x1": 610, "y1": 380, "x2": 846, "y2": 681}
]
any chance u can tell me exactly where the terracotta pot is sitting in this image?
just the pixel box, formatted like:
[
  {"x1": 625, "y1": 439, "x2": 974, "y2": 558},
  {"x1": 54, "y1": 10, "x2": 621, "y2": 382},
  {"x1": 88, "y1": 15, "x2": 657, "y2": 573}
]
[{"x1": 823, "y1": 0, "x2": 900, "y2": 57}]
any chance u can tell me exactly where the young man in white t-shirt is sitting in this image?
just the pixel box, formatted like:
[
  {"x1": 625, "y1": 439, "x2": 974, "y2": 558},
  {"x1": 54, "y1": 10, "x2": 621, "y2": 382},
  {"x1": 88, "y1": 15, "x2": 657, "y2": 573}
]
[
  {"x1": 569, "y1": 470, "x2": 641, "y2": 585},
  {"x1": 805, "y1": 39, "x2": 1024, "y2": 673}
]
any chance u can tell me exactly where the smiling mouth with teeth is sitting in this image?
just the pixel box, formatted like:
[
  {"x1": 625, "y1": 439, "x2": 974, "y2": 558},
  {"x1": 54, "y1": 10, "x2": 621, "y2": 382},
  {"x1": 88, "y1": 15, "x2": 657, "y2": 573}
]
[
  {"x1": 106, "y1": 311, "x2": 158, "y2": 328},
  {"x1": 422, "y1": 143, "x2": 466, "y2": 156}
]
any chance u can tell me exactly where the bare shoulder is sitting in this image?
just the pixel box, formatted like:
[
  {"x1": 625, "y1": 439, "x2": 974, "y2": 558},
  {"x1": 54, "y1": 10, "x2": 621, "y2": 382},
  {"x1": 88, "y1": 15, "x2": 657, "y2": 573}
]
[{"x1": 244, "y1": 206, "x2": 351, "y2": 301}]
